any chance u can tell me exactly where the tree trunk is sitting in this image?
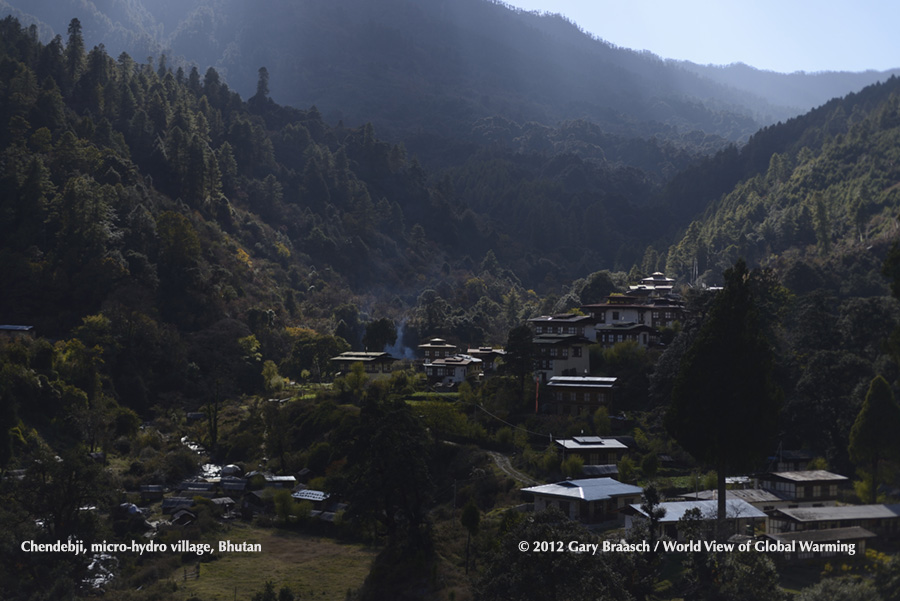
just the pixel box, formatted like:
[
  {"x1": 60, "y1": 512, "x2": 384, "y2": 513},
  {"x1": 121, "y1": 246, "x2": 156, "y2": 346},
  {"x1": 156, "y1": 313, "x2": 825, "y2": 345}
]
[{"x1": 717, "y1": 459, "x2": 727, "y2": 540}]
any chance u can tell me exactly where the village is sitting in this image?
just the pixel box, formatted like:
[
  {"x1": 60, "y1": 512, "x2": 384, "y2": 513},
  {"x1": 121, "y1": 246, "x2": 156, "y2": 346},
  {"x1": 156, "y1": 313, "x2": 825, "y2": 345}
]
[{"x1": 56, "y1": 269, "x2": 892, "y2": 584}]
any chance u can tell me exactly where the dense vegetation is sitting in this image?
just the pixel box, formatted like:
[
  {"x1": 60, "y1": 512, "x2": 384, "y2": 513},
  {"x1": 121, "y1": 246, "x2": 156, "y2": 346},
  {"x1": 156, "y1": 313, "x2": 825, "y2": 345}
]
[{"x1": 3, "y1": 10, "x2": 900, "y2": 601}]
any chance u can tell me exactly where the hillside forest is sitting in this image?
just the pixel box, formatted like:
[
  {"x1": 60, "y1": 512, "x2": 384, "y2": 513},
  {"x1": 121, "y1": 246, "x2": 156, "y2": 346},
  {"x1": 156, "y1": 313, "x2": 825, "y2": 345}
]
[{"x1": 3, "y1": 13, "x2": 900, "y2": 601}]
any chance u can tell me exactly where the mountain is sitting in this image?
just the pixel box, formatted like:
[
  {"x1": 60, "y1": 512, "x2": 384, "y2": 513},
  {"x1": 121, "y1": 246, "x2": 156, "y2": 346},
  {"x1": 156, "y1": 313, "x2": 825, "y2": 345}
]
[
  {"x1": 5, "y1": 0, "x2": 896, "y2": 152},
  {"x1": 663, "y1": 75, "x2": 900, "y2": 292},
  {"x1": 674, "y1": 60, "x2": 900, "y2": 116}
]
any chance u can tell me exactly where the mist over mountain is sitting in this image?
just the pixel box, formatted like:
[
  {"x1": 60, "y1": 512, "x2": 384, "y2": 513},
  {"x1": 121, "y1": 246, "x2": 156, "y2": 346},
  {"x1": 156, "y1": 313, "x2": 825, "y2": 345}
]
[
  {"x1": 5, "y1": 0, "x2": 897, "y2": 152},
  {"x1": 675, "y1": 60, "x2": 900, "y2": 116}
]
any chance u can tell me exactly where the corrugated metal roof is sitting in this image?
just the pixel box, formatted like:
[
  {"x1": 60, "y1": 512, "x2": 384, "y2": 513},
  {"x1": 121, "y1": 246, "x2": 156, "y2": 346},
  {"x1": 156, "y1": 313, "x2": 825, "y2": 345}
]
[{"x1": 292, "y1": 489, "x2": 330, "y2": 502}]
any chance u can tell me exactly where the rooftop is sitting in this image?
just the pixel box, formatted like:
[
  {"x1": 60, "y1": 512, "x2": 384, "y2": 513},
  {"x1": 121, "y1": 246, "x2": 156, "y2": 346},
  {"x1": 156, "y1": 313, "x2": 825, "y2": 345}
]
[
  {"x1": 630, "y1": 499, "x2": 766, "y2": 523},
  {"x1": 678, "y1": 488, "x2": 782, "y2": 504},
  {"x1": 292, "y1": 489, "x2": 330, "y2": 502},
  {"x1": 555, "y1": 436, "x2": 628, "y2": 451},
  {"x1": 427, "y1": 354, "x2": 483, "y2": 366},
  {"x1": 767, "y1": 526, "x2": 877, "y2": 543},
  {"x1": 762, "y1": 470, "x2": 849, "y2": 483},
  {"x1": 547, "y1": 376, "x2": 617, "y2": 389},
  {"x1": 775, "y1": 504, "x2": 900, "y2": 522},
  {"x1": 522, "y1": 478, "x2": 642, "y2": 502},
  {"x1": 331, "y1": 351, "x2": 397, "y2": 363}
]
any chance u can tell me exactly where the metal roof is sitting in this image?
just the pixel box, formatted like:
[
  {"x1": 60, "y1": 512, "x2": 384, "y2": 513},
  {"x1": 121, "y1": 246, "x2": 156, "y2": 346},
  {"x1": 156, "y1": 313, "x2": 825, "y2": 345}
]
[
  {"x1": 331, "y1": 352, "x2": 396, "y2": 363},
  {"x1": 775, "y1": 504, "x2": 900, "y2": 522},
  {"x1": 547, "y1": 376, "x2": 617, "y2": 389},
  {"x1": 555, "y1": 437, "x2": 628, "y2": 451},
  {"x1": 522, "y1": 478, "x2": 642, "y2": 502},
  {"x1": 678, "y1": 488, "x2": 782, "y2": 504},
  {"x1": 763, "y1": 470, "x2": 848, "y2": 482},
  {"x1": 630, "y1": 499, "x2": 766, "y2": 523},
  {"x1": 767, "y1": 526, "x2": 877, "y2": 543},
  {"x1": 292, "y1": 489, "x2": 330, "y2": 502}
]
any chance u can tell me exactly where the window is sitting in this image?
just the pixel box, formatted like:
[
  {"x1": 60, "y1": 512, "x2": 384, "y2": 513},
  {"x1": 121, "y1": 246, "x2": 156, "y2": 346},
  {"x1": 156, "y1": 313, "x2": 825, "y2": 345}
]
[
  {"x1": 536, "y1": 326, "x2": 543, "y2": 334},
  {"x1": 612, "y1": 311, "x2": 620, "y2": 321},
  {"x1": 572, "y1": 346, "x2": 582, "y2": 357}
]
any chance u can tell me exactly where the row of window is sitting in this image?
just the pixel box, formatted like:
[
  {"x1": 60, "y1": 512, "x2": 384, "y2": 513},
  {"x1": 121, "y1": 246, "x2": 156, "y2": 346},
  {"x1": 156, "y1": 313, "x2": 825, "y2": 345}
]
[
  {"x1": 534, "y1": 325, "x2": 582, "y2": 335},
  {"x1": 554, "y1": 391, "x2": 608, "y2": 403}
]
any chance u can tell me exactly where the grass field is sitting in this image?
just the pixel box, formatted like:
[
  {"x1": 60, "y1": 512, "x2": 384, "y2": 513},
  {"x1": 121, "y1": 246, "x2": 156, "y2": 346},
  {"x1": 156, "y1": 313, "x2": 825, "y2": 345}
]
[{"x1": 172, "y1": 523, "x2": 377, "y2": 601}]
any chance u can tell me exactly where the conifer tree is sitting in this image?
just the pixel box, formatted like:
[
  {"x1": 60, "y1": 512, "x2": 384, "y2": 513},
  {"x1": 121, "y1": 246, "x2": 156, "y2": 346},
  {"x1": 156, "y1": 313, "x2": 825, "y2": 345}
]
[
  {"x1": 666, "y1": 259, "x2": 781, "y2": 533},
  {"x1": 849, "y1": 375, "x2": 900, "y2": 503}
]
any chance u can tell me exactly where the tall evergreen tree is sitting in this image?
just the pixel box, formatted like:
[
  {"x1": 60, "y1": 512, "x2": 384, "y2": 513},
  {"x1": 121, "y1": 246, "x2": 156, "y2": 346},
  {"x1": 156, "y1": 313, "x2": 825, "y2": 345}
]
[
  {"x1": 665, "y1": 259, "x2": 781, "y2": 533},
  {"x1": 849, "y1": 375, "x2": 900, "y2": 503}
]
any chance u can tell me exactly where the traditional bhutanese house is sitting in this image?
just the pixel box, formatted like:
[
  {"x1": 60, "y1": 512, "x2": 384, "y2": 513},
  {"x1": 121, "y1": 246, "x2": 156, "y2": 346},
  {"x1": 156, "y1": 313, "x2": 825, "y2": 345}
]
[
  {"x1": 424, "y1": 354, "x2": 482, "y2": 387},
  {"x1": 330, "y1": 351, "x2": 397, "y2": 379},
  {"x1": 465, "y1": 346, "x2": 506, "y2": 373},
  {"x1": 594, "y1": 322, "x2": 658, "y2": 349},
  {"x1": 768, "y1": 504, "x2": 900, "y2": 537},
  {"x1": 636, "y1": 272, "x2": 675, "y2": 292},
  {"x1": 522, "y1": 478, "x2": 642, "y2": 525},
  {"x1": 764, "y1": 527, "x2": 876, "y2": 561},
  {"x1": 528, "y1": 314, "x2": 595, "y2": 340},
  {"x1": 581, "y1": 288, "x2": 686, "y2": 346},
  {"x1": 678, "y1": 488, "x2": 784, "y2": 513},
  {"x1": 417, "y1": 338, "x2": 458, "y2": 362},
  {"x1": 532, "y1": 333, "x2": 591, "y2": 382},
  {"x1": 626, "y1": 499, "x2": 766, "y2": 540},
  {"x1": 555, "y1": 436, "x2": 629, "y2": 466},
  {"x1": 756, "y1": 470, "x2": 848, "y2": 505},
  {"x1": 546, "y1": 376, "x2": 616, "y2": 416}
]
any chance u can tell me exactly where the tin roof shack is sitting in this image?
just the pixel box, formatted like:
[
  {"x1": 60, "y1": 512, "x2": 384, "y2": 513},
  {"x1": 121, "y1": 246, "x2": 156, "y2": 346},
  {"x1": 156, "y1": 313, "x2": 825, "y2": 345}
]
[
  {"x1": 763, "y1": 527, "x2": 876, "y2": 561},
  {"x1": 756, "y1": 470, "x2": 848, "y2": 505},
  {"x1": 555, "y1": 436, "x2": 629, "y2": 466},
  {"x1": 522, "y1": 478, "x2": 642, "y2": 525},
  {"x1": 330, "y1": 352, "x2": 397, "y2": 380},
  {"x1": 546, "y1": 376, "x2": 616, "y2": 417},
  {"x1": 768, "y1": 504, "x2": 900, "y2": 538},
  {"x1": 626, "y1": 499, "x2": 766, "y2": 540}
]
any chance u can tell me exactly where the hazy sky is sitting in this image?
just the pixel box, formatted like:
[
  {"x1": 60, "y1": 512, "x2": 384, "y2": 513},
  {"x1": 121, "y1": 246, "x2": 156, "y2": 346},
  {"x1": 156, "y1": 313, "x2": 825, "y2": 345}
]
[{"x1": 505, "y1": 0, "x2": 897, "y2": 74}]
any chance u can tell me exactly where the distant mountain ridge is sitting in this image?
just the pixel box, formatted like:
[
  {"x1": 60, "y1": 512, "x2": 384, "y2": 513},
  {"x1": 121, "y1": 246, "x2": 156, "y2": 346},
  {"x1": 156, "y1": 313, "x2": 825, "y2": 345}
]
[{"x1": 4, "y1": 0, "x2": 897, "y2": 149}]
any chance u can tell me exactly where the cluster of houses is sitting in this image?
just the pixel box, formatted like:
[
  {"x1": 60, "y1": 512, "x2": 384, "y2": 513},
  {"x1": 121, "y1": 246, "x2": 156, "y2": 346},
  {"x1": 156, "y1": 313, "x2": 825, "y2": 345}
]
[
  {"x1": 139, "y1": 466, "x2": 343, "y2": 528},
  {"x1": 521, "y1": 439, "x2": 898, "y2": 561},
  {"x1": 329, "y1": 273, "x2": 685, "y2": 415}
]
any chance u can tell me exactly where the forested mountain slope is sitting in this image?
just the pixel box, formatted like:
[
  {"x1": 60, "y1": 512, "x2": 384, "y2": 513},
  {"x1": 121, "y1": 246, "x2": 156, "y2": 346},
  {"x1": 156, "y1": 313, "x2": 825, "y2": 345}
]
[
  {"x1": 663, "y1": 75, "x2": 900, "y2": 285},
  {"x1": 5, "y1": 0, "x2": 896, "y2": 152}
]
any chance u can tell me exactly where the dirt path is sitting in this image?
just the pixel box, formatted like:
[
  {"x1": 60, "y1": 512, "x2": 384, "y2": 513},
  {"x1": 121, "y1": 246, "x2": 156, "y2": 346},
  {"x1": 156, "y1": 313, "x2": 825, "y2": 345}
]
[{"x1": 488, "y1": 451, "x2": 540, "y2": 486}]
